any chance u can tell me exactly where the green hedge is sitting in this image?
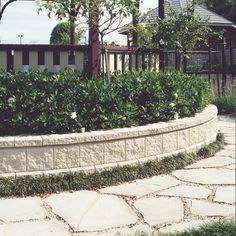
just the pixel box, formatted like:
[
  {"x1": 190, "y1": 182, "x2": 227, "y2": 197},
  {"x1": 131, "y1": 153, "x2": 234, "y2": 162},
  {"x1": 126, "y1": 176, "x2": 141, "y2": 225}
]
[
  {"x1": 212, "y1": 93, "x2": 236, "y2": 114},
  {"x1": 0, "y1": 69, "x2": 209, "y2": 135},
  {"x1": 0, "y1": 133, "x2": 224, "y2": 197}
]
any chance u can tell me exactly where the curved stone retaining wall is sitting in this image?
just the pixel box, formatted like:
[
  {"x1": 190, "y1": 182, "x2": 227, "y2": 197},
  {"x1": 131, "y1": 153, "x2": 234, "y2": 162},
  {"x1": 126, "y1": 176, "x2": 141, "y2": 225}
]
[{"x1": 0, "y1": 105, "x2": 218, "y2": 176}]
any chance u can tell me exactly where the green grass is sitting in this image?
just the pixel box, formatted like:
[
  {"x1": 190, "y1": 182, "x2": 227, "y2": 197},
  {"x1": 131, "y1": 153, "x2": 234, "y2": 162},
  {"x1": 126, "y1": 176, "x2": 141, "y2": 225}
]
[
  {"x1": 0, "y1": 133, "x2": 224, "y2": 197},
  {"x1": 128, "y1": 219, "x2": 236, "y2": 236},
  {"x1": 212, "y1": 93, "x2": 236, "y2": 114}
]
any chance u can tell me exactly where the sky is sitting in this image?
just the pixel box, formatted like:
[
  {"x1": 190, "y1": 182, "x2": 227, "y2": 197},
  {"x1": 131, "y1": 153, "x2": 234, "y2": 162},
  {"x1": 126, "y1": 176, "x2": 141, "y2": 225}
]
[{"x1": 0, "y1": 0, "x2": 158, "y2": 45}]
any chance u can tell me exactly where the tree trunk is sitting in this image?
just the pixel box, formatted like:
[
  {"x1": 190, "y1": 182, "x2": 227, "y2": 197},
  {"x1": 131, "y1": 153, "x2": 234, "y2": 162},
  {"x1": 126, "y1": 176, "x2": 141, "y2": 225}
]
[{"x1": 69, "y1": 0, "x2": 76, "y2": 45}]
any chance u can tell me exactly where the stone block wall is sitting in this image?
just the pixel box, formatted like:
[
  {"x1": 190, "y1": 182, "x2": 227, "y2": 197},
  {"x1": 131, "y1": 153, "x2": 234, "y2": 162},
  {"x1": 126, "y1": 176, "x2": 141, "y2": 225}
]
[{"x1": 0, "y1": 105, "x2": 218, "y2": 176}]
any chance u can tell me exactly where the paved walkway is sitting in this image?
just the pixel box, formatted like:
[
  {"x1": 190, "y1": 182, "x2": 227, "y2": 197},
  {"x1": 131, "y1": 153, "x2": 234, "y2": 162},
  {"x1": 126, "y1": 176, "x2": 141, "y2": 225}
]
[{"x1": 0, "y1": 116, "x2": 235, "y2": 236}]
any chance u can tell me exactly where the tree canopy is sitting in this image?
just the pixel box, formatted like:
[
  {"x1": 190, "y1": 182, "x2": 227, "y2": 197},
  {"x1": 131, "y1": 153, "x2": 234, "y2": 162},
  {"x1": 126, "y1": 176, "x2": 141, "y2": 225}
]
[
  {"x1": 50, "y1": 22, "x2": 84, "y2": 45},
  {"x1": 137, "y1": 1, "x2": 216, "y2": 52}
]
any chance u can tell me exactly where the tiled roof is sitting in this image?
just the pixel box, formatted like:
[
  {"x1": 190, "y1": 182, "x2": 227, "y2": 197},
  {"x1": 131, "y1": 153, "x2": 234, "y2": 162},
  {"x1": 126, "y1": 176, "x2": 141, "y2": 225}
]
[{"x1": 119, "y1": 0, "x2": 235, "y2": 34}]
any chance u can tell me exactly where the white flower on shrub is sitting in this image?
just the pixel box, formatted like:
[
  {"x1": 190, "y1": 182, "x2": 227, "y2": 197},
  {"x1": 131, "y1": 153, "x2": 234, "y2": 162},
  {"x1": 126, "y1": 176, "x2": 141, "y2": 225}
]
[
  {"x1": 170, "y1": 103, "x2": 175, "y2": 108},
  {"x1": 174, "y1": 93, "x2": 178, "y2": 99},
  {"x1": 71, "y1": 112, "x2": 77, "y2": 119},
  {"x1": 81, "y1": 127, "x2": 85, "y2": 133},
  {"x1": 122, "y1": 116, "x2": 127, "y2": 121},
  {"x1": 35, "y1": 0, "x2": 41, "y2": 6},
  {"x1": 103, "y1": 116, "x2": 108, "y2": 121},
  {"x1": 156, "y1": 112, "x2": 160, "y2": 117},
  {"x1": 159, "y1": 39, "x2": 165, "y2": 45},
  {"x1": 174, "y1": 112, "x2": 179, "y2": 120},
  {"x1": 8, "y1": 96, "x2": 15, "y2": 103}
]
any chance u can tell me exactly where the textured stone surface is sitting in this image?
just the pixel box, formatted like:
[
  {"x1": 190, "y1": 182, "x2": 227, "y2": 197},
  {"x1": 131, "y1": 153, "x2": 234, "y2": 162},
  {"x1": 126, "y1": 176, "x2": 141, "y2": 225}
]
[
  {"x1": 1, "y1": 220, "x2": 70, "y2": 236},
  {"x1": 27, "y1": 147, "x2": 53, "y2": 171},
  {"x1": 163, "y1": 132, "x2": 178, "y2": 153},
  {"x1": 173, "y1": 168, "x2": 235, "y2": 185},
  {"x1": 178, "y1": 129, "x2": 189, "y2": 149},
  {"x1": 185, "y1": 156, "x2": 235, "y2": 169},
  {"x1": 104, "y1": 140, "x2": 125, "y2": 163},
  {"x1": 159, "y1": 220, "x2": 211, "y2": 233},
  {"x1": 47, "y1": 191, "x2": 137, "y2": 231},
  {"x1": 214, "y1": 186, "x2": 236, "y2": 204},
  {"x1": 134, "y1": 197, "x2": 184, "y2": 226},
  {"x1": 189, "y1": 127, "x2": 199, "y2": 146},
  {"x1": 54, "y1": 145, "x2": 79, "y2": 169},
  {"x1": 126, "y1": 137, "x2": 145, "y2": 160},
  {"x1": 15, "y1": 135, "x2": 43, "y2": 147},
  {"x1": 146, "y1": 135, "x2": 163, "y2": 157},
  {"x1": 80, "y1": 143, "x2": 104, "y2": 167},
  {"x1": 0, "y1": 148, "x2": 26, "y2": 173},
  {"x1": 0, "y1": 197, "x2": 47, "y2": 222},
  {"x1": 0, "y1": 136, "x2": 14, "y2": 148},
  {"x1": 157, "y1": 185, "x2": 211, "y2": 199},
  {"x1": 187, "y1": 199, "x2": 235, "y2": 217},
  {"x1": 100, "y1": 175, "x2": 181, "y2": 197},
  {"x1": 198, "y1": 123, "x2": 207, "y2": 142}
]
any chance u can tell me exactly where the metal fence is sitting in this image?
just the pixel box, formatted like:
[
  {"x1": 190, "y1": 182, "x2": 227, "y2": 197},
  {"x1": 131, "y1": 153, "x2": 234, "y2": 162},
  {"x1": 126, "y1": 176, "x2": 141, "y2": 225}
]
[{"x1": 164, "y1": 40, "x2": 236, "y2": 95}]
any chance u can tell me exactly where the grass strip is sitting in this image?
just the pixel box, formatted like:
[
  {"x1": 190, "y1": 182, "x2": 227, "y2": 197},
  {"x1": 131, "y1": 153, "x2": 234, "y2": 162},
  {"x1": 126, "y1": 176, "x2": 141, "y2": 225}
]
[{"x1": 122, "y1": 219, "x2": 236, "y2": 236}]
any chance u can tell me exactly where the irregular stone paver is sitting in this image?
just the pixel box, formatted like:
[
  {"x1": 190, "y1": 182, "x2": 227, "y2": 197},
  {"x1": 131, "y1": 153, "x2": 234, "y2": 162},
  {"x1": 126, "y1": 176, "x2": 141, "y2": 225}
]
[
  {"x1": 214, "y1": 186, "x2": 236, "y2": 204},
  {"x1": 227, "y1": 164, "x2": 236, "y2": 169},
  {"x1": 218, "y1": 128, "x2": 235, "y2": 134},
  {"x1": 215, "y1": 149, "x2": 235, "y2": 158},
  {"x1": 1, "y1": 220, "x2": 70, "y2": 236},
  {"x1": 224, "y1": 145, "x2": 236, "y2": 151},
  {"x1": 185, "y1": 156, "x2": 235, "y2": 169},
  {"x1": 134, "y1": 197, "x2": 183, "y2": 226},
  {"x1": 47, "y1": 191, "x2": 137, "y2": 231},
  {"x1": 157, "y1": 185, "x2": 211, "y2": 199},
  {"x1": 172, "y1": 168, "x2": 235, "y2": 185},
  {"x1": 0, "y1": 197, "x2": 47, "y2": 222},
  {"x1": 159, "y1": 220, "x2": 211, "y2": 233},
  {"x1": 77, "y1": 224, "x2": 154, "y2": 236},
  {"x1": 100, "y1": 175, "x2": 181, "y2": 197},
  {"x1": 225, "y1": 137, "x2": 235, "y2": 145},
  {"x1": 187, "y1": 199, "x2": 235, "y2": 217}
]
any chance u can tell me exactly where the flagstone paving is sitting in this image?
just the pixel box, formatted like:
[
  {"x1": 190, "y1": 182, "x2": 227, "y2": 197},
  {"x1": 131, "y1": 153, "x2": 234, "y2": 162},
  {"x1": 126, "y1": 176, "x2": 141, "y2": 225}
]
[
  {"x1": 0, "y1": 115, "x2": 235, "y2": 235},
  {"x1": 214, "y1": 186, "x2": 236, "y2": 204}
]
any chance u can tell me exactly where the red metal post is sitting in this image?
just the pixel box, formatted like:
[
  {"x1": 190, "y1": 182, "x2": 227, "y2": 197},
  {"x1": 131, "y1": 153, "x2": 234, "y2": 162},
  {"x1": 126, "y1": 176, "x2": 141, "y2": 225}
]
[{"x1": 159, "y1": 0, "x2": 165, "y2": 71}]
